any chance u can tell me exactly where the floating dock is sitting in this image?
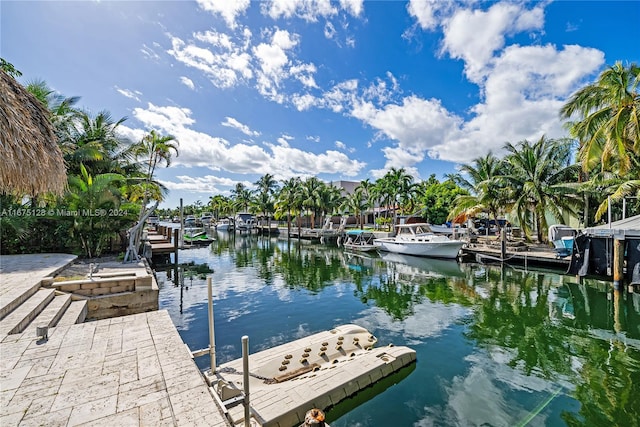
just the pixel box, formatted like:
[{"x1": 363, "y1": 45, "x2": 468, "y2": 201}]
[{"x1": 204, "y1": 324, "x2": 416, "y2": 427}]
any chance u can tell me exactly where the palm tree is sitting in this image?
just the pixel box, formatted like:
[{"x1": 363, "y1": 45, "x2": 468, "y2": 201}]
[
  {"x1": 254, "y1": 174, "x2": 279, "y2": 228},
  {"x1": 560, "y1": 61, "x2": 640, "y2": 175},
  {"x1": 275, "y1": 177, "x2": 302, "y2": 236},
  {"x1": 125, "y1": 130, "x2": 178, "y2": 261},
  {"x1": 302, "y1": 177, "x2": 324, "y2": 229},
  {"x1": 380, "y1": 168, "x2": 415, "y2": 224},
  {"x1": 502, "y1": 136, "x2": 581, "y2": 243},
  {"x1": 317, "y1": 184, "x2": 344, "y2": 225},
  {"x1": 231, "y1": 183, "x2": 253, "y2": 213},
  {"x1": 66, "y1": 164, "x2": 125, "y2": 258},
  {"x1": 357, "y1": 179, "x2": 376, "y2": 225},
  {"x1": 25, "y1": 79, "x2": 81, "y2": 143},
  {"x1": 372, "y1": 176, "x2": 395, "y2": 230},
  {"x1": 341, "y1": 188, "x2": 368, "y2": 229},
  {"x1": 65, "y1": 110, "x2": 130, "y2": 176},
  {"x1": 208, "y1": 194, "x2": 232, "y2": 221},
  {"x1": 449, "y1": 153, "x2": 508, "y2": 231}
]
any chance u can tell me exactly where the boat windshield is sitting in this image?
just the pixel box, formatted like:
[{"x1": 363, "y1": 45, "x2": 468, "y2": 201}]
[{"x1": 397, "y1": 224, "x2": 432, "y2": 236}]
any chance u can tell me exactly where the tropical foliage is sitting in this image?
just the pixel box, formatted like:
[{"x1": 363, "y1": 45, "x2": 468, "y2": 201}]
[
  {"x1": 1, "y1": 70, "x2": 177, "y2": 257},
  {"x1": 3, "y1": 60, "x2": 639, "y2": 254}
]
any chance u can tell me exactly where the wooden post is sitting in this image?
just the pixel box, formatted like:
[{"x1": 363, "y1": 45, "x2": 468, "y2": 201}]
[
  {"x1": 500, "y1": 228, "x2": 506, "y2": 262},
  {"x1": 613, "y1": 237, "x2": 624, "y2": 291}
]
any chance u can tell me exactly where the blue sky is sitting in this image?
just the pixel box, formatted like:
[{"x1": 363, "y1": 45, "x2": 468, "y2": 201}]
[{"x1": 2, "y1": 0, "x2": 639, "y2": 209}]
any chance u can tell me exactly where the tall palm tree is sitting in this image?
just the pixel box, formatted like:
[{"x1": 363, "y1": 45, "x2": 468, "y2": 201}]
[
  {"x1": 254, "y1": 174, "x2": 279, "y2": 228},
  {"x1": 560, "y1": 61, "x2": 640, "y2": 175},
  {"x1": 317, "y1": 184, "x2": 344, "y2": 225},
  {"x1": 372, "y1": 176, "x2": 394, "y2": 229},
  {"x1": 126, "y1": 130, "x2": 178, "y2": 261},
  {"x1": 357, "y1": 179, "x2": 376, "y2": 225},
  {"x1": 302, "y1": 177, "x2": 324, "y2": 229},
  {"x1": 231, "y1": 182, "x2": 253, "y2": 213},
  {"x1": 208, "y1": 194, "x2": 232, "y2": 221},
  {"x1": 381, "y1": 167, "x2": 415, "y2": 224},
  {"x1": 341, "y1": 188, "x2": 368, "y2": 229},
  {"x1": 502, "y1": 136, "x2": 581, "y2": 242},
  {"x1": 275, "y1": 177, "x2": 302, "y2": 236},
  {"x1": 449, "y1": 153, "x2": 508, "y2": 230}
]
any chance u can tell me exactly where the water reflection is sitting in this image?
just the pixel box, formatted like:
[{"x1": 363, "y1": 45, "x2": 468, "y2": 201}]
[{"x1": 154, "y1": 236, "x2": 640, "y2": 426}]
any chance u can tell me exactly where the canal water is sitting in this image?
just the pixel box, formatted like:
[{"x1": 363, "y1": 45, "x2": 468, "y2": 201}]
[{"x1": 154, "y1": 231, "x2": 640, "y2": 427}]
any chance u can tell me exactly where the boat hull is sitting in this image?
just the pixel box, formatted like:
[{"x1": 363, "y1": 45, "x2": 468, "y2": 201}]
[
  {"x1": 374, "y1": 238, "x2": 463, "y2": 259},
  {"x1": 343, "y1": 243, "x2": 378, "y2": 253}
]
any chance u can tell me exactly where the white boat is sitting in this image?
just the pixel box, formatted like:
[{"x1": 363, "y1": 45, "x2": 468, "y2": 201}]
[
  {"x1": 374, "y1": 223, "x2": 465, "y2": 259},
  {"x1": 342, "y1": 230, "x2": 378, "y2": 253},
  {"x1": 200, "y1": 212, "x2": 214, "y2": 227},
  {"x1": 216, "y1": 218, "x2": 233, "y2": 231},
  {"x1": 235, "y1": 212, "x2": 256, "y2": 232}
]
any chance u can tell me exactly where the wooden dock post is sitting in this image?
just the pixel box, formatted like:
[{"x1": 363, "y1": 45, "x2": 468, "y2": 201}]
[{"x1": 613, "y1": 237, "x2": 624, "y2": 291}]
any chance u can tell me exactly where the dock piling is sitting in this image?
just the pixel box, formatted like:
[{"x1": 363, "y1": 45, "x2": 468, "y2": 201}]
[
  {"x1": 613, "y1": 237, "x2": 625, "y2": 290},
  {"x1": 207, "y1": 277, "x2": 216, "y2": 373},
  {"x1": 242, "y1": 335, "x2": 251, "y2": 427}
]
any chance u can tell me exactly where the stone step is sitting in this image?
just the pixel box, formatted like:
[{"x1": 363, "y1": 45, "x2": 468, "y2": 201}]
[
  {"x1": 29, "y1": 293, "x2": 72, "y2": 330},
  {"x1": 56, "y1": 300, "x2": 88, "y2": 326},
  {"x1": 0, "y1": 288, "x2": 55, "y2": 336},
  {"x1": 0, "y1": 280, "x2": 41, "y2": 322}
]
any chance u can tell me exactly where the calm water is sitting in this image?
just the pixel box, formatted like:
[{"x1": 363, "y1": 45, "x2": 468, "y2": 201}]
[{"x1": 154, "y1": 231, "x2": 640, "y2": 427}]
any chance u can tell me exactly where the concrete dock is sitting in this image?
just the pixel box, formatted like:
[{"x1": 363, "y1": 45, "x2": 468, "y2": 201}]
[{"x1": 0, "y1": 254, "x2": 228, "y2": 427}]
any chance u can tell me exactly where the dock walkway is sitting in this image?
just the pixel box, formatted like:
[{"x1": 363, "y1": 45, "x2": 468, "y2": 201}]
[{"x1": 0, "y1": 254, "x2": 229, "y2": 427}]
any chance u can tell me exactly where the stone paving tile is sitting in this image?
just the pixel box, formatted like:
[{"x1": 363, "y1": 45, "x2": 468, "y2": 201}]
[
  {"x1": 139, "y1": 395, "x2": 174, "y2": 426},
  {"x1": 66, "y1": 395, "x2": 118, "y2": 426},
  {"x1": 75, "y1": 407, "x2": 140, "y2": 427},
  {"x1": 1, "y1": 254, "x2": 229, "y2": 426}
]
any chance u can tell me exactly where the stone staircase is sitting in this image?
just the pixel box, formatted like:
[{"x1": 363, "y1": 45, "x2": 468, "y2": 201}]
[{"x1": 0, "y1": 280, "x2": 87, "y2": 340}]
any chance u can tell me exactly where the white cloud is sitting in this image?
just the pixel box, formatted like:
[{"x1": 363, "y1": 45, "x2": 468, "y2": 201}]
[
  {"x1": 335, "y1": 140, "x2": 346, "y2": 150},
  {"x1": 168, "y1": 29, "x2": 253, "y2": 89},
  {"x1": 180, "y1": 76, "x2": 195, "y2": 90},
  {"x1": 115, "y1": 87, "x2": 142, "y2": 102},
  {"x1": 407, "y1": 0, "x2": 454, "y2": 31},
  {"x1": 432, "y1": 43, "x2": 604, "y2": 162},
  {"x1": 129, "y1": 103, "x2": 365, "y2": 186},
  {"x1": 324, "y1": 21, "x2": 337, "y2": 40},
  {"x1": 351, "y1": 94, "x2": 461, "y2": 152},
  {"x1": 161, "y1": 174, "x2": 238, "y2": 193},
  {"x1": 441, "y1": 3, "x2": 545, "y2": 83},
  {"x1": 221, "y1": 117, "x2": 260, "y2": 137},
  {"x1": 339, "y1": 0, "x2": 363, "y2": 17},
  {"x1": 291, "y1": 93, "x2": 319, "y2": 111},
  {"x1": 263, "y1": 0, "x2": 338, "y2": 22},
  {"x1": 196, "y1": 0, "x2": 251, "y2": 29}
]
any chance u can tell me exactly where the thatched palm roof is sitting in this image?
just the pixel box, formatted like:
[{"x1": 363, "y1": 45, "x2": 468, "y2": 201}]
[{"x1": 0, "y1": 69, "x2": 66, "y2": 196}]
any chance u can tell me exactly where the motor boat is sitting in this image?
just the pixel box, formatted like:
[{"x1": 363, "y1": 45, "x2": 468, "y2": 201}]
[
  {"x1": 342, "y1": 230, "x2": 378, "y2": 253},
  {"x1": 216, "y1": 217, "x2": 233, "y2": 231},
  {"x1": 373, "y1": 223, "x2": 465, "y2": 259},
  {"x1": 235, "y1": 213, "x2": 256, "y2": 232}
]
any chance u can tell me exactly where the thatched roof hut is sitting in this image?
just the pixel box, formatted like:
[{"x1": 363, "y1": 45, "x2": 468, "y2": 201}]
[{"x1": 0, "y1": 69, "x2": 66, "y2": 196}]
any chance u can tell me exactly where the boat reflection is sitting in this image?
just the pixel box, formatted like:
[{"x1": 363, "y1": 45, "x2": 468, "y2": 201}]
[{"x1": 379, "y1": 251, "x2": 465, "y2": 278}]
